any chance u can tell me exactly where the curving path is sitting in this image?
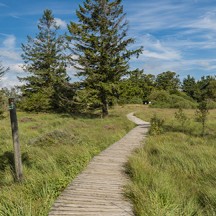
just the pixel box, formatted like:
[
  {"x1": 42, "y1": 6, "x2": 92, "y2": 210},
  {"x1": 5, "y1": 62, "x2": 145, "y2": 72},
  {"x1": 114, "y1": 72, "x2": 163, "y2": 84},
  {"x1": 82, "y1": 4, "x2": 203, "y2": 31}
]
[{"x1": 49, "y1": 113, "x2": 150, "y2": 216}]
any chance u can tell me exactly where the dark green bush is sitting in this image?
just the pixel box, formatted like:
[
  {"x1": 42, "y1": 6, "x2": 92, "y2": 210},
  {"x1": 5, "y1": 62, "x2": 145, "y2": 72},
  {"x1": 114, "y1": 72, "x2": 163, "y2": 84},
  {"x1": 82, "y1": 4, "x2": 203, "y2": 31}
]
[{"x1": 148, "y1": 90, "x2": 197, "y2": 109}]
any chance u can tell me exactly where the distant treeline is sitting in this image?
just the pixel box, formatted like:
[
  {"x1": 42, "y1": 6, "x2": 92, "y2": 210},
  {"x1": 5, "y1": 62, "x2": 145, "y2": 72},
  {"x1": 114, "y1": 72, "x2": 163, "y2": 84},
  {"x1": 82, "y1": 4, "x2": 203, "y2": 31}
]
[
  {"x1": 118, "y1": 70, "x2": 216, "y2": 109},
  {"x1": 0, "y1": 0, "x2": 216, "y2": 117}
]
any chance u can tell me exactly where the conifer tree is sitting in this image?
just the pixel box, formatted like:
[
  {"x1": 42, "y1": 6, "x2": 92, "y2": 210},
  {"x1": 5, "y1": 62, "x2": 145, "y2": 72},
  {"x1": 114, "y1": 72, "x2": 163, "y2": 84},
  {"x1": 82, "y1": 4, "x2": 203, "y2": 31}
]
[
  {"x1": 67, "y1": 0, "x2": 142, "y2": 116},
  {"x1": 19, "y1": 9, "x2": 69, "y2": 112},
  {"x1": 0, "y1": 61, "x2": 9, "y2": 80},
  {"x1": 0, "y1": 61, "x2": 8, "y2": 118}
]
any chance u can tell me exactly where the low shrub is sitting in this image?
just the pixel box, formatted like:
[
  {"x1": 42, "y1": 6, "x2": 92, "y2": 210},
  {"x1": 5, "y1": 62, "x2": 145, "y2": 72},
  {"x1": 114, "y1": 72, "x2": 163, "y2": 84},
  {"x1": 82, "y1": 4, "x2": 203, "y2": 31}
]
[{"x1": 149, "y1": 114, "x2": 164, "y2": 135}]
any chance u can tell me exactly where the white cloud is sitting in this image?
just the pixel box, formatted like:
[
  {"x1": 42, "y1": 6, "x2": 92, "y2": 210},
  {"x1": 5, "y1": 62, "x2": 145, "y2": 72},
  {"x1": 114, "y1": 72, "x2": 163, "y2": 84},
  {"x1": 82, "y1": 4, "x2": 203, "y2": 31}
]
[
  {"x1": 0, "y1": 63, "x2": 24, "y2": 88},
  {"x1": 187, "y1": 11, "x2": 216, "y2": 31},
  {"x1": 0, "y1": 49, "x2": 21, "y2": 61},
  {"x1": 3, "y1": 35, "x2": 16, "y2": 49},
  {"x1": 54, "y1": 18, "x2": 67, "y2": 29},
  {"x1": 136, "y1": 34, "x2": 181, "y2": 61},
  {"x1": 10, "y1": 63, "x2": 24, "y2": 73},
  {"x1": 0, "y1": 76, "x2": 21, "y2": 88}
]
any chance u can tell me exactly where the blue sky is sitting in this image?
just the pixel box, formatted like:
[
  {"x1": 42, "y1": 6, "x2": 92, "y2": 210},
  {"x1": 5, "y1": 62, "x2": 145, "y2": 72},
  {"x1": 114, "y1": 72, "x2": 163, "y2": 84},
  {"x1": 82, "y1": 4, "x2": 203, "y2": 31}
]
[{"x1": 0, "y1": 0, "x2": 216, "y2": 88}]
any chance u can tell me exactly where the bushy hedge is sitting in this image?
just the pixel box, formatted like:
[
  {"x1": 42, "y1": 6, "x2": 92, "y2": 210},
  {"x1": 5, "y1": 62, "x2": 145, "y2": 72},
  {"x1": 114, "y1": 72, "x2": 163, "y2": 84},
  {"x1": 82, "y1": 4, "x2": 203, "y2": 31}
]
[{"x1": 148, "y1": 90, "x2": 197, "y2": 109}]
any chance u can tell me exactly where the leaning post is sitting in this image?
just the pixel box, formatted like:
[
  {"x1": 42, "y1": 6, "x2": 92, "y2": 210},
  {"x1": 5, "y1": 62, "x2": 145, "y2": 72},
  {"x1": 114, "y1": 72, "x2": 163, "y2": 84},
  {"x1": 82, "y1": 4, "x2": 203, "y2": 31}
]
[{"x1": 9, "y1": 98, "x2": 23, "y2": 182}]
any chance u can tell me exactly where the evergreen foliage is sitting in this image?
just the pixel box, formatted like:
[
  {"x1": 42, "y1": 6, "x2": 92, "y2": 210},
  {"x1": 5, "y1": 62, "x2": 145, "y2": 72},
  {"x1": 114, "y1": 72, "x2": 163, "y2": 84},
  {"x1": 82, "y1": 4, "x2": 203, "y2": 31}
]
[
  {"x1": 0, "y1": 61, "x2": 9, "y2": 118},
  {"x1": 0, "y1": 61, "x2": 9, "y2": 80},
  {"x1": 197, "y1": 75, "x2": 216, "y2": 101},
  {"x1": 67, "y1": 0, "x2": 142, "y2": 116},
  {"x1": 155, "y1": 71, "x2": 180, "y2": 93},
  {"x1": 19, "y1": 9, "x2": 69, "y2": 112},
  {"x1": 182, "y1": 75, "x2": 199, "y2": 100},
  {"x1": 182, "y1": 75, "x2": 216, "y2": 102},
  {"x1": 119, "y1": 69, "x2": 155, "y2": 104}
]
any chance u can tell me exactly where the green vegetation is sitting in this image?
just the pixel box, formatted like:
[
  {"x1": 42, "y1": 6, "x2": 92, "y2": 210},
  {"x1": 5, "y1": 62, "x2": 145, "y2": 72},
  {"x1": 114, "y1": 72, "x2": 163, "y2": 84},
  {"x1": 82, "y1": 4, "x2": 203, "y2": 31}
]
[
  {"x1": 0, "y1": 0, "x2": 216, "y2": 214},
  {"x1": 67, "y1": 0, "x2": 142, "y2": 116},
  {"x1": 1, "y1": 3, "x2": 216, "y2": 115},
  {"x1": 195, "y1": 101, "x2": 209, "y2": 136},
  {"x1": 148, "y1": 90, "x2": 197, "y2": 109},
  {"x1": 18, "y1": 9, "x2": 69, "y2": 112},
  {"x1": 0, "y1": 61, "x2": 9, "y2": 118},
  {"x1": 0, "y1": 60, "x2": 9, "y2": 79},
  {"x1": 0, "y1": 106, "x2": 136, "y2": 215},
  {"x1": 149, "y1": 114, "x2": 164, "y2": 135},
  {"x1": 126, "y1": 107, "x2": 216, "y2": 216},
  {"x1": 118, "y1": 71, "x2": 216, "y2": 110}
]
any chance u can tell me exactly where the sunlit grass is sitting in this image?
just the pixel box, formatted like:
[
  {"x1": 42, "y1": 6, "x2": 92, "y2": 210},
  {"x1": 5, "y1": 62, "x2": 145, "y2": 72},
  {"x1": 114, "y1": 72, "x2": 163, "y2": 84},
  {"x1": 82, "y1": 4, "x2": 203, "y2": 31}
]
[
  {"x1": 0, "y1": 105, "x2": 140, "y2": 216},
  {"x1": 126, "y1": 108, "x2": 216, "y2": 216}
]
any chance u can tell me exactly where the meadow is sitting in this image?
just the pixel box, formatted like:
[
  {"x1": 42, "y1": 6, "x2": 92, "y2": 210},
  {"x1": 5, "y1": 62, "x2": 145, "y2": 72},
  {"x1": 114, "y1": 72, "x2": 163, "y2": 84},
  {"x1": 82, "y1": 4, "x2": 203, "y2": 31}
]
[
  {"x1": 0, "y1": 105, "x2": 138, "y2": 216},
  {"x1": 126, "y1": 107, "x2": 216, "y2": 216},
  {"x1": 1, "y1": 105, "x2": 215, "y2": 216}
]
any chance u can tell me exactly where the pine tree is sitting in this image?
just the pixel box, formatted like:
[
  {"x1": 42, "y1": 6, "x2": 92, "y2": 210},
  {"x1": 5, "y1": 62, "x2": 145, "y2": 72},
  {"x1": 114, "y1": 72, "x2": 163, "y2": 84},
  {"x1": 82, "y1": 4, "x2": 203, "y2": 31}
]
[
  {"x1": 19, "y1": 9, "x2": 69, "y2": 112},
  {"x1": 67, "y1": 0, "x2": 142, "y2": 116},
  {"x1": 0, "y1": 61, "x2": 9, "y2": 80},
  {"x1": 0, "y1": 61, "x2": 8, "y2": 118}
]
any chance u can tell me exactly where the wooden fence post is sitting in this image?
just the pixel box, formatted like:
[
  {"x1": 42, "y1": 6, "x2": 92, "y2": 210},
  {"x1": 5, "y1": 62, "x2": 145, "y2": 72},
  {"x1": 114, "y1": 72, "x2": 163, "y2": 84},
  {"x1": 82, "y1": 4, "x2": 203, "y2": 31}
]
[{"x1": 9, "y1": 98, "x2": 23, "y2": 182}]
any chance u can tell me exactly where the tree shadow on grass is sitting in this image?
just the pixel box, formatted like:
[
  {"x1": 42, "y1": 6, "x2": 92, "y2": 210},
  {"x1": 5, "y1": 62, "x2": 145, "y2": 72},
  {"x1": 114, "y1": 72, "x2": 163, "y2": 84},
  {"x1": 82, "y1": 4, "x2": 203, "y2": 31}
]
[
  {"x1": 60, "y1": 111, "x2": 102, "y2": 119},
  {"x1": 163, "y1": 124, "x2": 216, "y2": 139}
]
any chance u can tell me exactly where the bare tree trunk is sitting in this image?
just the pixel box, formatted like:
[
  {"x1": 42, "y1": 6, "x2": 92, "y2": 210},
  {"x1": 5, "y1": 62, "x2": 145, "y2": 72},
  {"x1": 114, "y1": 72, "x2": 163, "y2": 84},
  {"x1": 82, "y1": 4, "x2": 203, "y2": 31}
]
[{"x1": 101, "y1": 96, "x2": 108, "y2": 117}]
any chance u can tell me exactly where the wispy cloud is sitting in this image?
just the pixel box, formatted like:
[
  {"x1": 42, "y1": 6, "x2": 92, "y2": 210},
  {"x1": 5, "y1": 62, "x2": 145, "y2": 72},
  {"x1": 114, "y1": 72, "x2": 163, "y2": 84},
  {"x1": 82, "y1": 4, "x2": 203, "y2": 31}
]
[
  {"x1": 0, "y1": 34, "x2": 21, "y2": 61},
  {"x1": 10, "y1": 63, "x2": 24, "y2": 73},
  {"x1": 187, "y1": 11, "x2": 216, "y2": 31},
  {"x1": 0, "y1": 2, "x2": 7, "y2": 7},
  {"x1": 0, "y1": 50, "x2": 21, "y2": 61},
  {"x1": 125, "y1": 0, "x2": 216, "y2": 78},
  {"x1": 55, "y1": 18, "x2": 67, "y2": 29},
  {"x1": 9, "y1": 14, "x2": 20, "y2": 19},
  {"x1": 126, "y1": 1, "x2": 191, "y2": 32},
  {"x1": 141, "y1": 34, "x2": 181, "y2": 60},
  {"x1": 0, "y1": 76, "x2": 21, "y2": 88},
  {"x1": 3, "y1": 35, "x2": 16, "y2": 49}
]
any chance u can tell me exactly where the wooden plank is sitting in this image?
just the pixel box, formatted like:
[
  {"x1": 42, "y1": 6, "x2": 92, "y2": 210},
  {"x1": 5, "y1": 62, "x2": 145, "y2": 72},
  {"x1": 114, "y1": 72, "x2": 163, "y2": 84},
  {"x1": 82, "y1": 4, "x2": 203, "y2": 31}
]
[{"x1": 49, "y1": 113, "x2": 149, "y2": 216}]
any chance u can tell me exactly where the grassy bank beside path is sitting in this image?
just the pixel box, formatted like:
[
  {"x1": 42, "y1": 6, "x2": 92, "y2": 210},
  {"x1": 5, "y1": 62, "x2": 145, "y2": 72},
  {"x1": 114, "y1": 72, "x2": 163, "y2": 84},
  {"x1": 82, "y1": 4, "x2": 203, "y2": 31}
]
[
  {"x1": 126, "y1": 108, "x2": 216, "y2": 216},
  {"x1": 0, "y1": 105, "x2": 142, "y2": 216}
]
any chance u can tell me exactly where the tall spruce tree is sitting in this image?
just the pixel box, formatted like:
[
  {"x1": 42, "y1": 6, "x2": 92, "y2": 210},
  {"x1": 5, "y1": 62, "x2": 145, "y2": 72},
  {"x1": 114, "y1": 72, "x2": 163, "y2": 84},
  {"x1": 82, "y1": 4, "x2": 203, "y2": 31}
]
[
  {"x1": 67, "y1": 0, "x2": 142, "y2": 116},
  {"x1": 19, "y1": 9, "x2": 69, "y2": 112}
]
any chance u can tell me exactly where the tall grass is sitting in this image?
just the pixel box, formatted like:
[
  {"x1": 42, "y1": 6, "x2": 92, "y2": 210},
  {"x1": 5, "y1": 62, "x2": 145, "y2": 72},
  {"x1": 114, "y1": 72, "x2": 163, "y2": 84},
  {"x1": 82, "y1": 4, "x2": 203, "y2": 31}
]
[
  {"x1": 0, "y1": 105, "x2": 139, "y2": 216},
  {"x1": 126, "y1": 108, "x2": 216, "y2": 216}
]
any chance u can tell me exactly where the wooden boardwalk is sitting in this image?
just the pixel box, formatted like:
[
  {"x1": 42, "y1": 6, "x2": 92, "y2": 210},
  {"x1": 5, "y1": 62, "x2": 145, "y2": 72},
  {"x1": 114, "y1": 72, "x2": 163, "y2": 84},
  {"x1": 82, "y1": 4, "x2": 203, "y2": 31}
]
[{"x1": 49, "y1": 113, "x2": 150, "y2": 216}]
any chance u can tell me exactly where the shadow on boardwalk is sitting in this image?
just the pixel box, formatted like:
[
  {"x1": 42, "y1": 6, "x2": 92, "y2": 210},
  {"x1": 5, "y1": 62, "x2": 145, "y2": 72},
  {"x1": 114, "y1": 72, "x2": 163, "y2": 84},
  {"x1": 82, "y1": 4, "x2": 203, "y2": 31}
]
[{"x1": 49, "y1": 113, "x2": 150, "y2": 216}]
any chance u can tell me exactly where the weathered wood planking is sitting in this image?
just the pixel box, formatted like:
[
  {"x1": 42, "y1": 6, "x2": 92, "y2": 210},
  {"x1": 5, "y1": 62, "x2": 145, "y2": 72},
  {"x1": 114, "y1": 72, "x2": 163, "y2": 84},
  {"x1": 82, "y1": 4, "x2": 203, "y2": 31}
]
[{"x1": 49, "y1": 113, "x2": 150, "y2": 216}]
